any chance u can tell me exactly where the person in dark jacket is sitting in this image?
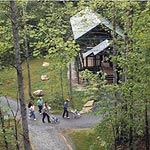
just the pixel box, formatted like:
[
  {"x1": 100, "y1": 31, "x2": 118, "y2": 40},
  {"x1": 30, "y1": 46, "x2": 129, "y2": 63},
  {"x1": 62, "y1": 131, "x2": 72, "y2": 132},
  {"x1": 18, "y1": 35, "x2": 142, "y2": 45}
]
[
  {"x1": 42, "y1": 102, "x2": 51, "y2": 123},
  {"x1": 62, "y1": 99, "x2": 70, "y2": 119}
]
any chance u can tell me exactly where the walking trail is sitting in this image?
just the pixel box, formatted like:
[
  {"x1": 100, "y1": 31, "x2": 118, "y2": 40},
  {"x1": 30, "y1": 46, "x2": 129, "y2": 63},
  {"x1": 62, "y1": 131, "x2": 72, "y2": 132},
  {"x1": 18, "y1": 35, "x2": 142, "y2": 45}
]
[{"x1": 0, "y1": 96, "x2": 103, "y2": 150}]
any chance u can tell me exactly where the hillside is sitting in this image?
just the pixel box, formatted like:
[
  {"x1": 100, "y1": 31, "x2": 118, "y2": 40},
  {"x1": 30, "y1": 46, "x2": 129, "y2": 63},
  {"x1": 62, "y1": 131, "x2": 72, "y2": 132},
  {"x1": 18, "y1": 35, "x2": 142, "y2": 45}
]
[{"x1": 0, "y1": 58, "x2": 87, "y2": 112}]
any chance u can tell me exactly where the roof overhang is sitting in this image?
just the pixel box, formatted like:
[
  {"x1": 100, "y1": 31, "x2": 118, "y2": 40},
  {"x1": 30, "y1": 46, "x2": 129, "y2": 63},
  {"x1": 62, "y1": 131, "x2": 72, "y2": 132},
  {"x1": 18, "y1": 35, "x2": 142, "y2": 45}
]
[
  {"x1": 70, "y1": 7, "x2": 124, "y2": 40},
  {"x1": 83, "y1": 39, "x2": 110, "y2": 58}
]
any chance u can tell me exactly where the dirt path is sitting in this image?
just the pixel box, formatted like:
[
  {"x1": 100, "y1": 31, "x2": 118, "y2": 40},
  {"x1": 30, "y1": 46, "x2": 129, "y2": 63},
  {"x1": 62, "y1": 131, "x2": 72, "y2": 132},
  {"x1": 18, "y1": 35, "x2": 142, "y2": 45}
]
[{"x1": 0, "y1": 96, "x2": 102, "y2": 150}]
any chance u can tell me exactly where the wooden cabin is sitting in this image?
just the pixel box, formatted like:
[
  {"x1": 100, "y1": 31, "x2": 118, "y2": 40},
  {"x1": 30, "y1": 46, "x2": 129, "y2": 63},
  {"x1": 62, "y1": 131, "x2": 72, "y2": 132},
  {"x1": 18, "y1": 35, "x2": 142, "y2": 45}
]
[{"x1": 70, "y1": 8, "x2": 124, "y2": 84}]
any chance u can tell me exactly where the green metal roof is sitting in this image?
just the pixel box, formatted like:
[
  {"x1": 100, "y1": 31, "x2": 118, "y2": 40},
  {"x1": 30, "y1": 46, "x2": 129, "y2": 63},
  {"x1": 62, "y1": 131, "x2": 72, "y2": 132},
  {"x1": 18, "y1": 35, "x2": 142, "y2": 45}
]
[{"x1": 70, "y1": 7, "x2": 124, "y2": 40}]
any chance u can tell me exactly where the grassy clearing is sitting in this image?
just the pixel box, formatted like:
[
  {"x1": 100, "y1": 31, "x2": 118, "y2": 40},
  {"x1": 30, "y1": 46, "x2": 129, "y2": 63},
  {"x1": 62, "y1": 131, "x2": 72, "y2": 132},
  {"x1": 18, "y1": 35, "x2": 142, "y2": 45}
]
[
  {"x1": 0, "y1": 58, "x2": 87, "y2": 112},
  {"x1": 62, "y1": 128, "x2": 104, "y2": 150},
  {"x1": 0, "y1": 58, "x2": 102, "y2": 150}
]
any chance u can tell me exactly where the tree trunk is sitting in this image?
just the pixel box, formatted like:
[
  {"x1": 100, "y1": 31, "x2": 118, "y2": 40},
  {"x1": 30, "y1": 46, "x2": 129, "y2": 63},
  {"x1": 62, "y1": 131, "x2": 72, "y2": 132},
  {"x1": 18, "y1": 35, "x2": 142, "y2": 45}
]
[
  {"x1": 69, "y1": 63, "x2": 74, "y2": 108},
  {"x1": 112, "y1": 4, "x2": 117, "y2": 86},
  {"x1": 126, "y1": 4, "x2": 134, "y2": 150},
  {"x1": 75, "y1": 56, "x2": 80, "y2": 84},
  {"x1": 112, "y1": 2, "x2": 118, "y2": 149},
  {"x1": 145, "y1": 45, "x2": 149, "y2": 150},
  {"x1": 129, "y1": 105, "x2": 133, "y2": 150},
  {"x1": 6, "y1": 96, "x2": 20, "y2": 150},
  {"x1": 22, "y1": 4, "x2": 34, "y2": 100},
  {"x1": 60, "y1": 66, "x2": 64, "y2": 100},
  {"x1": 24, "y1": 30, "x2": 34, "y2": 100},
  {"x1": 145, "y1": 100, "x2": 149, "y2": 150},
  {"x1": 10, "y1": 1, "x2": 31, "y2": 150},
  {"x1": 0, "y1": 109, "x2": 8, "y2": 150}
]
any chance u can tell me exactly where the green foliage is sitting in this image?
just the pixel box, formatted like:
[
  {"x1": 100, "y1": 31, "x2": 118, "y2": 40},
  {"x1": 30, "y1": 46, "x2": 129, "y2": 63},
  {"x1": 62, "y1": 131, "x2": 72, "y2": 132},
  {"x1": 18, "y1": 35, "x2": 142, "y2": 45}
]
[
  {"x1": 81, "y1": 69, "x2": 107, "y2": 86},
  {"x1": 0, "y1": 116, "x2": 23, "y2": 150},
  {"x1": 74, "y1": 1, "x2": 150, "y2": 149},
  {"x1": 72, "y1": 90, "x2": 87, "y2": 110},
  {"x1": 94, "y1": 120, "x2": 114, "y2": 149},
  {"x1": 1, "y1": 1, "x2": 150, "y2": 149}
]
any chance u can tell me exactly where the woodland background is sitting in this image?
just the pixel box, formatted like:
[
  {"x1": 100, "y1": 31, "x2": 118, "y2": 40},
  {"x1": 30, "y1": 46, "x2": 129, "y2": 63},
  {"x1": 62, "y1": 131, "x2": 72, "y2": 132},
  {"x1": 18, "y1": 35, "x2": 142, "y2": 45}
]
[{"x1": 0, "y1": 1, "x2": 150, "y2": 150}]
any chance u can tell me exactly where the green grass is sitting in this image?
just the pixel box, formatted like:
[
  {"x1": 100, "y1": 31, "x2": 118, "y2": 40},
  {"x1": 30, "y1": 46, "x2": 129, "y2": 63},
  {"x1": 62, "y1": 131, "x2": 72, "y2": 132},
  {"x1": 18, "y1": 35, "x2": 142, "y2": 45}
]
[
  {"x1": 65, "y1": 128, "x2": 105, "y2": 150},
  {"x1": 0, "y1": 58, "x2": 87, "y2": 112},
  {"x1": 0, "y1": 58, "x2": 102, "y2": 150}
]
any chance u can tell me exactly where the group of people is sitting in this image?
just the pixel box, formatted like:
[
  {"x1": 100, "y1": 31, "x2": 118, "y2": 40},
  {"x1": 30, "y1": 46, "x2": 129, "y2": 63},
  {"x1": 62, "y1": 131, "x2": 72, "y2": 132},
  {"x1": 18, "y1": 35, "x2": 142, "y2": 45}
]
[
  {"x1": 28, "y1": 97, "x2": 51, "y2": 123},
  {"x1": 28, "y1": 97, "x2": 71, "y2": 123}
]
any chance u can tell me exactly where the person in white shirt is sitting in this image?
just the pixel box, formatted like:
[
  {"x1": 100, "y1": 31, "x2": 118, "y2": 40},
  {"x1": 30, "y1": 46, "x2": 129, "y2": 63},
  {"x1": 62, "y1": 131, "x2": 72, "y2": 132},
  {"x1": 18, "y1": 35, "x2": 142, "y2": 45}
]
[{"x1": 28, "y1": 102, "x2": 36, "y2": 120}]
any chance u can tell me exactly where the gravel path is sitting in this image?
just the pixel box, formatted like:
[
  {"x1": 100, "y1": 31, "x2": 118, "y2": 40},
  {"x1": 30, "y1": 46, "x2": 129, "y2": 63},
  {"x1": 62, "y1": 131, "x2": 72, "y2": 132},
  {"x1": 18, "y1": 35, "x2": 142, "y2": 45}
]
[{"x1": 0, "y1": 96, "x2": 103, "y2": 150}]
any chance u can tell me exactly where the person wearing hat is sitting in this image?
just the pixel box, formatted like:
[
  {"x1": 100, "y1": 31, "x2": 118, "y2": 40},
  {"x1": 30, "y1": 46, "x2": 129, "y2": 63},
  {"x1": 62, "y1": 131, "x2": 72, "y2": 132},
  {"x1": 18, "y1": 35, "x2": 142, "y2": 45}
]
[
  {"x1": 62, "y1": 99, "x2": 70, "y2": 119},
  {"x1": 37, "y1": 97, "x2": 43, "y2": 114}
]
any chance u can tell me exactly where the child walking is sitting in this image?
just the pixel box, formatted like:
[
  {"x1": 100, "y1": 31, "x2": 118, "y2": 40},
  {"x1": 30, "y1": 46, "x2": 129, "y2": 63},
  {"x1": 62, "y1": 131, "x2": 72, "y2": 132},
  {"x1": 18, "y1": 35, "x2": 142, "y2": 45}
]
[{"x1": 28, "y1": 102, "x2": 36, "y2": 120}]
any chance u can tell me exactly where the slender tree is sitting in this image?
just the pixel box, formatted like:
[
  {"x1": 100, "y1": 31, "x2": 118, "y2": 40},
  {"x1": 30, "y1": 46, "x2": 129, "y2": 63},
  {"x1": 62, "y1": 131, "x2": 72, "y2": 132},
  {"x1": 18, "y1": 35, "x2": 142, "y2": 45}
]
[
  {"x1": 9, "y1": 1, "x2": 31, "y2": 149},
  {"x1": 22, "y1": 2, "x2": 34, "y2": 100},
  {"x1": 6, "y1": 96, "x2": 20, "y2": 150},
  {"x1": 69, "y1": 63, "x2": 74, "y2": 108},
  {"x1": 111, "y1": 2, "x2": 118, "y2": 149},
  {"x1": 123, "y1": 2, "x2": 134, "y2": 149},
  {"x1": 0, "y1": 108, "x2": 8, "y2": 150}
]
